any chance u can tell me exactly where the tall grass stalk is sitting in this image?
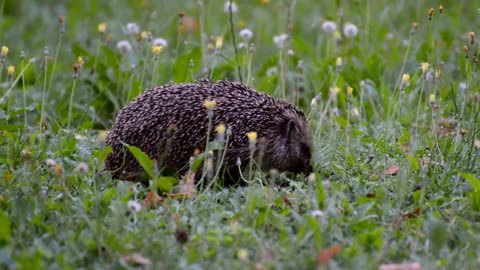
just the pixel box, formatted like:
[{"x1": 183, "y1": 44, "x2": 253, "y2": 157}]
[{"x1": 39, "y1": 48, "x2": 49, "y2": 129}]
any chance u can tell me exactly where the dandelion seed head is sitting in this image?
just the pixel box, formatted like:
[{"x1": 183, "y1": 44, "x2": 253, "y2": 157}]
[
  {"x1": 273, "y1": 33, "x2": 288, "y2": 49},
  {"x1": 116, "y1": 40, "x2": 132, "y2": 54},
  {"x1": 127, "y1": 200, "x2": 142, "y2": 213},
  {"x1": 239, "y1": 28, "x2": 253, "y2": 41},
  {"x1": 343, "y1": 23, "x2": 358, "y2": 38},
  {"x1": 126, "y1": 22, "x2": 140, "y2": 35},
  {"x1": 224, "y1": 1, "x2": 238, "y2": 14},
  {"x1": 75, "y1": 162, "x2": 90, "y2": 174},
  {"x1": 310, "y1": 210, "x2": 325, "y2": 219},
  {"x1": 153, "y1": 38, "x2": 168, "y2": 47},
  {"x1": 321, "y1": 20, "x2": 336, "y2": 33},
  {"x1": 45, "y1": 159, "x2": 57, "y2": 167}
]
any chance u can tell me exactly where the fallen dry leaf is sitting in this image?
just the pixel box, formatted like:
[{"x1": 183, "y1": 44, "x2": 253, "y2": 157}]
[
  {"x1": 122, "y1": 253, "x2": 151, "y2": 266},
  {"x1": 142, "y1": 191, "x2": 163, "y2": 208},
  {"x1": 384, "y1": 164, "x2": 400, "y2": 176},
  {"x1": 393, "y1": 208, "x2": 422, "y2": 227},
  {"x1": 317, "y1": 244, "x2": 343, "y2": 265}
]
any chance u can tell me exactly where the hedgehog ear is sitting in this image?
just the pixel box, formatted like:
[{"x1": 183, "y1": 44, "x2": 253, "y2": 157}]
[{"x1": 279, "y1": 119, "x2": 295, "y2": 142}]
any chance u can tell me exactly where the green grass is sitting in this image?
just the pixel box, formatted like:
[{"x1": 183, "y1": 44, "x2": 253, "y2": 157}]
[{"x1": 1, "y1": 0, "x2": 480, "y2": 269}]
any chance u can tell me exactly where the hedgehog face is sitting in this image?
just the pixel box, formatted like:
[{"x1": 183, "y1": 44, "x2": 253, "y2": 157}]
[{"x1": 266, "y1": 116, "x2": 312, "y2": 174}]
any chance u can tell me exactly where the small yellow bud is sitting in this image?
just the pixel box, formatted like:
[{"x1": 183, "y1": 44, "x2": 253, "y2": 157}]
[
  {"x1": 215, "y1": 123, "x2": 226, "y2": 136},
  {"x1": 203, "y1": 99, "x2": 216, "y2": 110},
  {"x1": 215, "y1": 36, "x2": 223, "y2": 49},
  {"x1": 7, "y1": 65, "x2": 15, "y2": 76},
  {"x1": 140, "y1": 31, "x2": 148, "y2": 40},
  {"x1": 435, "y1": 68, "x2": 441, "y2": 78},
  {"x1": 261, "y1": 0, "x2": 269, "y2": 5},
  {"x1": 1, "y1": 46, "x2": 8, "y2": 57},
  {"x1": 237, "y1": 248, "x2": 249, "y2": 261},
  {"x1": 329, "y1": 86, "x2": 340, "y2": 96},
  {"x1": 421, "y1": 62, "x2": 429, "y2": 74},
  {"x1": 333, "y1": 31, "x2": 341, "y2": 40},
  {"x1": 310, "y1": 98, "x2": 318, "y2": 109},
  {"x1": 97, "y1": 23, "x2": 107, "y2": 34},
  {"x1": 246, "y1": 131, "x2": 257, "y2": 143},
  {"x1": 402, "y1": 74, "x2": 410, "y2": 85},
  {"x1": 98, "y1": 130, "x2": 107, "y2": 142},
  {"x1": 429, "y1": 94, "x2": 435, "y2": 103},
  {"x1": 77, "y1": 56, "x2": 85, "y2": 67},
  {"x1": 54, "y1": 163, "x2": 63, "y2": 178},
  {"x1": 335, "y1": 57, "x2": 342, "y2": 67},
  {"x1": 347, "y1": 86, "x2": 353, "y2": 96},
  {"x1": 152, "y1": 45, "x2": 163, "y2": 54}
]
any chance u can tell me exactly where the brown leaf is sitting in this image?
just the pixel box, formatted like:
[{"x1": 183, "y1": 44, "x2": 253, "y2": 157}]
[
  {"x1": 282, "y1": 194, "x2": 294, "y2": 209},
  {"x1": 317, "y1": 244, "x2": 343, "y2": 265},
  {"x1": 383, "y1": 164, "x2": 400, "y2": 175},
  {"x1": 142, "y1": 191, "x2": 163, "y2": 208},
  {"x1": 170, "y1": 172, "x2": 196, "y2": 199},
  {"x1": 122, "y1": 253, "x2": 151, "y2": 266},
  {"x1": 393, "y1": 208, "x2": 422, "y2": 227}
]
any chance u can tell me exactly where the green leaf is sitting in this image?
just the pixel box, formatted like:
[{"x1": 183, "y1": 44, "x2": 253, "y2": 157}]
[
  {"x1": 155, "y1": 177, "x2": 177, "y2": 192},
  {"x1": 0, "y1": 211, "x2": 11, "y2": 245},
  {"x1": 125, "y1": 144, "x2": 154, "y2": 178},
  {"x1": 173, "y1": 47, "x2": 201, "y2": 83},
  {"x1": 406, "y1": 155, "x2": 420, "y2": 171},
  {"x1": 461, "y1": 172, "x2": 480, "y2": 191}
]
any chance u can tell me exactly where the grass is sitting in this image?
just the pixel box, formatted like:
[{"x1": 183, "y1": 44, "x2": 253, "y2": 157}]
[{"x1": 1, "y1": 0, "x2": 480, "y2": 269}]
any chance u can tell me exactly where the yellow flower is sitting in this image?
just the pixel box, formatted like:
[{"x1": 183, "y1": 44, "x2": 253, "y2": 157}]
[
  {"x1": 347, "y1": 86, "x2": 353, "y2": 96},
  {"x1": 261, "y1": 0, "x2": 269, "y2": 5},
  {"x1": 421, "y1": 62, "x2": 429, "y2": 74},
  {"x1": 1, "y1": 46, "x2": 8, "y2": 57},
  {"x1": 429, "y1": 94, "x2": 435, "y2": 103},
  {"x1": 152, "y1": 45, "x2": 163, "y2": 54},
  {"x1": 7, "y1": 65, "x2": 15, "y2": 75},
  {"x1": 435, "y1": 68, "x2": 441, "y2": 78},
  {"x1": 140, "y1": 31, "x2": 148, "y2": 41},
  {"x1": 246, "y1": 131, "x2": 257, "y2": 143},
  {"x1": 215, "y1": 124, "x2": 226, "y2": 136},
  {"x1": 77, "y1": 56, "x2": 85, "y2": 67},
  {"x1": 203, "y1": 99, "x2": 216, "y2": 110},
  {"x1": 97, "y1": 23, "x2": 107, "y2": 34},
  {"x1": 402, "y1": 74, "x2": 410, "y2": 84}
]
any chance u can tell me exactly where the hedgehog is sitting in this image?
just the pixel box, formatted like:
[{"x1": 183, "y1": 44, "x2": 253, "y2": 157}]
[{"x1": 105, "y1": 79, "x2": 312, "y2": 185}]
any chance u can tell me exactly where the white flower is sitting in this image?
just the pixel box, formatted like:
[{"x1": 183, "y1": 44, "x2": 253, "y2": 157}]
[
  {"x1": 287, "y1": 49, "x2": 294, "y2": 56},
  {"x1": 343, "y1": 23, "x2": 358, "y2": 38},
  {"x1": 273, "y1": 33, "x2": 288, "y2": 49},
  {"x1": 266, "y1": 67, "x2": 278, "y2": 76},
  {"x1": 386, "y1": 33, "x2": 394, "y2": 41},
  {"x1": 45, "y1": 159, "x2": 57, "y2": 167},
  {"x1": 224, "y1": 1, "x2": 238, "y2": 14},
  {"x1": 127, "y1": 200, "x2": 142, "y2": 213},
  {"x1": 116, "y1": 40, "x2": 132, "y2": 54},
  {"x1": 153, "y1": 38, "x2": 168, "y2": 47},
  {"x1": 75, "y1": 162, "x2": 89, "y2": 174},
  {"x1": 238, "y1": 42, "x2": 247, "y2": 49},
  {"x1": 321, "y1": 20, "x2": 336, "y2": 33},
  {"x1": 459, "y1": 82, "x2": 467, "y2": 90},
  {"x1": 310, "y1": 210, "x2": 325, "y2": 219},
  {"x1": 239, "y1": 28, "x2": 253, "y2": 41},
  {"x1": 126, "y1": 22, "x2": 140, "y2": 35}
]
